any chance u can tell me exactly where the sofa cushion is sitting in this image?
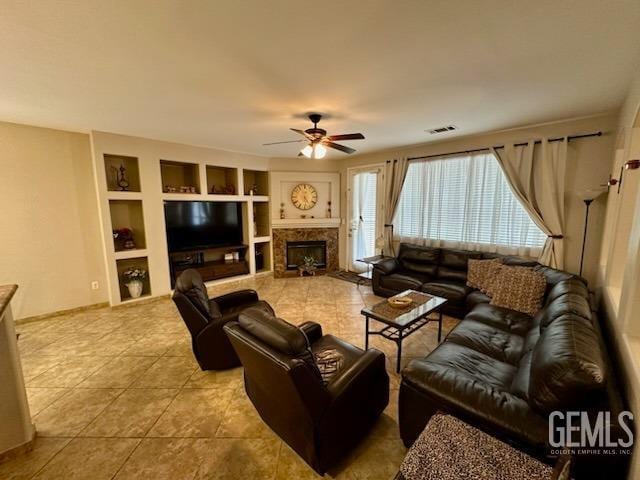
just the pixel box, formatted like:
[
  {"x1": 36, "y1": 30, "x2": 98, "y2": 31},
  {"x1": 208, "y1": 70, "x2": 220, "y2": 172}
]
[
  {"x1": 510, "y1": 351, "x2": 533, "y2": 400},
  {"x1": 529, "y1": 315, "x2": 606, "y2": 413},
  {"x1": 490, "y1": 266, "x2": 546, "y2": 316},
  {"x1": 534, "y1": 265, "x2": 587, "y2": 290},
  {"x1": 421, "y1": 281, "x2": 471, "y2": 306},
  {"x1": 238, "y1": 307, "x2": 322, "y2": 380},
  {"x1": 465, "y1": 290, "x2": 491, "y2": 311},
  {"x1": 446, "y1": 320, "x2": 524, "y2": 365},
  {"x1": 465, "y1": 303, "x2": 533, "y2": 335},
  {"x1": 380, "y1": 273, "x2": 423, "y2": 292},
  {"x1": 545, "y1": 278, "x2": 589, "y2": 305},
  {"x1": 402, "y1": 355, "x2": 549, "y2": 449},
  {"x1": 539, "y1": 294, "x2": 591, "y2": 329},
  {"x1": 410, "y1": 342, "x2": 517, "y2": 389},
  {"x1": 481, "y1": 252, "x2": 539, "y2": 267},
  {"x1": 437, "y1": 249, "x2": 482, "y2": 283},
  {"x1": 398, "y1": 244, "x2": 440, "y2": 276}
]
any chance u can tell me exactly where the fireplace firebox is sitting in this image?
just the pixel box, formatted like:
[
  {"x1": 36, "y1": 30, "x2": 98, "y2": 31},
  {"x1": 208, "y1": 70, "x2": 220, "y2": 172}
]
[{"x1": 286, "y1": 240, "x2": 327, "y2": 270}]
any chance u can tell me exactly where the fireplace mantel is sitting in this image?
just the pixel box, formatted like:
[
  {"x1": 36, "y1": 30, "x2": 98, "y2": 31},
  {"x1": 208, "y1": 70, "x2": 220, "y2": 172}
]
[{"x1": 271, "y1": 218, "x2": 341, "y2": 229}]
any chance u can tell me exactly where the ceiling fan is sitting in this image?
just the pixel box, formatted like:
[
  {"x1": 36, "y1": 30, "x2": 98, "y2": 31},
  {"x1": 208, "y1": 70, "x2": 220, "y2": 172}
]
[{"x1": 263, "y1": 113, "x2": 365, "y2": 159}]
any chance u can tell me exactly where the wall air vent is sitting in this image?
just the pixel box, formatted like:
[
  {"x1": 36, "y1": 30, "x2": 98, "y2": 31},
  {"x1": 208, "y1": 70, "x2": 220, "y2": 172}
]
[{"x1": 426, "y1": 125, "x2": 457, "y2": 135}]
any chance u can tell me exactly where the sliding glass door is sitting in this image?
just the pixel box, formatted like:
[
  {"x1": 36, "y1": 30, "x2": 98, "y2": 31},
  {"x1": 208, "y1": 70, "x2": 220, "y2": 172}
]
[{"x1": 348, "y1": 166, "x2": 382, "y2": 272}]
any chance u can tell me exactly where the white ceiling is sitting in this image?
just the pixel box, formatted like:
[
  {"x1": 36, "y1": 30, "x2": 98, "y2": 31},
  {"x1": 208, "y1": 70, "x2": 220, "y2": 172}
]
[{"x1": 1, "y1": 0, "x2": 639, "y2": 158}]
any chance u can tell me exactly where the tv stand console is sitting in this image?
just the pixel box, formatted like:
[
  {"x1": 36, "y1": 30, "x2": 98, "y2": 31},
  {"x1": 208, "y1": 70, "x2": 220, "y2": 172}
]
[{"x1": 169, "y1": 245, "x2": 249, "y2": 287}]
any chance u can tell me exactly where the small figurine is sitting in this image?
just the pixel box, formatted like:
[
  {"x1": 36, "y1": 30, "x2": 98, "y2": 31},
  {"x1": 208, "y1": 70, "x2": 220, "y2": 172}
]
[{"x1": 117, "y1": 164, "x2": 130, "y2": 191}]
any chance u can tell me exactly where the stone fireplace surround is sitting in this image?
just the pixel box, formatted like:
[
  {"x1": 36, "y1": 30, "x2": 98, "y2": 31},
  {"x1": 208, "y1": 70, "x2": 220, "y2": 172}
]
[{"x1": 272, "y1": 228, "x2": 339, "y2": 278}]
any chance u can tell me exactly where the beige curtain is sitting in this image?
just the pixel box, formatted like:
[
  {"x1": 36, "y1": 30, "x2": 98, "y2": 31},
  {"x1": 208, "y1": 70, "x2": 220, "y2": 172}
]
[
  {"x1": 383, "y1": 157, "x2": 409, "y2": 255},
  {"x1": 491, "y1": 138, "x2": 567, "y2": 268}
]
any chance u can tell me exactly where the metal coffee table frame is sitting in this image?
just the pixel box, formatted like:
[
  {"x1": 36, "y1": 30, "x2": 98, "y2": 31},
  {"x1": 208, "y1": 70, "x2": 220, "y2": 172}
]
[{"x1": 361, "y1": 290, "x2": 448, "y2": 373}]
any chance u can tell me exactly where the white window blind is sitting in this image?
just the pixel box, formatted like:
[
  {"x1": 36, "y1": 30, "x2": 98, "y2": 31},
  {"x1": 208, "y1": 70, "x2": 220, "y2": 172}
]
[{"x1": 393, "y1": 152, "x2": 547, "y2": 255}]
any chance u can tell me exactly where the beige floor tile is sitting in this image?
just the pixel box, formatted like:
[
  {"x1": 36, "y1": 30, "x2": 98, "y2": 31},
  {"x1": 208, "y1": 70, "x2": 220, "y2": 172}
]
[
  {"x1": 370, "y1": 390, "x2": 400, "y2": 439},
  {"x1": 32, "y1": 438, "x2": 140, "y2": 480},
  {"x1": 114, "y1": 438, "x2": 210, "y2": 480},
  {"x1": 195, "y1": 438, "x2": 281, "y2": 480},
  {"x1": 35, "y1": 333, "x2": 109, "y2": 356},
  {"x1": 148, "y1": 387, "x2": 234, "y2": 438},
  {"x1": 335, "y1": 436, "x2": 407, "y2": 480},
  {"x1": 185, "y1": 367, "x2": 244, "y2": 389},
  {"x1": 0, "y1": 437, "x2": 70, "y2": 480},
  {"x1": 26, "y1": 387, "x2": 70, "y2": 416},
  {"x1": 275, "y1": 443, "x2": 325, "y2": 480},
  {"x1": 11, "y1": 276, "x2": 445, "y2": 479},
  {"x1": 216, "y1": 390, "x2": 277, "y2": 439},
  {"x1": 80, "y1": 388, "x2": 178, "y2": 437},
  {"x1": 33, "y1": 388, "x2": 123, "y2": 436},
  {"x1": 26, "y1": 356, "x2": 112, "y2": 387},
  {"x1": 131, "y1": 356, "x2": 198, "y2": 388},
  {"x1": 20, "y1": 355, "x2": 65, "y2": 381},
  {"x1": 78, "y1": 355, "x2": 159, "y2": 388},
  {"x1": 17, "y1": 333, "x2": 69, "y2": 356}
]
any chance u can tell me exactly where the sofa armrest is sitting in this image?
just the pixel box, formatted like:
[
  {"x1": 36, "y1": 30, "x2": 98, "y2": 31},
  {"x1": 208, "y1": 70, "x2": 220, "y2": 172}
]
[
  {"x1": 374, "y1": 257, "x2": 400, "y2": 275},
  {"x1": 327, "y1": 348, "x2": 388, "y2": 400},
  {"x1": 213, "y1": 289, "x2": 259, "y2": 311},
  {"x1": 299, "y1": 321, "x2": 323, "y2": 345}
]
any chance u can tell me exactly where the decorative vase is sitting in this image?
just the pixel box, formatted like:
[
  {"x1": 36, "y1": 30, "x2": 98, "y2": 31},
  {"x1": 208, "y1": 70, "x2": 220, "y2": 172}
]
[{"x1": 127, "y1": 280, "x2": 143, "y2": 299}]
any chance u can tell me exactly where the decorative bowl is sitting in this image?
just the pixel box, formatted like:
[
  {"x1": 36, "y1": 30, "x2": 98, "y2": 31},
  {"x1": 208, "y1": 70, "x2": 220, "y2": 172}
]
[{"x1": 387, "y1": 296, "x2": 413, "y2": 308}]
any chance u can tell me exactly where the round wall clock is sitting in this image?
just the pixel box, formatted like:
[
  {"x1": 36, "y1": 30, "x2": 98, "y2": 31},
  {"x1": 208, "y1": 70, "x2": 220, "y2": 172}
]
[{"x1": 291, "y1": 183, "x2": 318, "y2": 210}]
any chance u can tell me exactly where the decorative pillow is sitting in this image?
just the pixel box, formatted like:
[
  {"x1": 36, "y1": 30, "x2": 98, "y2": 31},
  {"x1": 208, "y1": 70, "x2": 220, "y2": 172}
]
[
  {"x1": 315, "y1": 349, "x2": 344, "y2": 384},
  {"x1": 490, "y1": 266, "x2": 547, "y2": 316},
  {"x1": 466, "y1": 258, "x2": 503, "y2": 296}
]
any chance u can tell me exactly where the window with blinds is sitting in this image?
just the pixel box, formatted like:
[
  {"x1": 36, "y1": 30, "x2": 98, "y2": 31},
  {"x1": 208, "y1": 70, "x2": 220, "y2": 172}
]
[{"x1": 393, "y1": 152, "x2": 547, "y2": 250}]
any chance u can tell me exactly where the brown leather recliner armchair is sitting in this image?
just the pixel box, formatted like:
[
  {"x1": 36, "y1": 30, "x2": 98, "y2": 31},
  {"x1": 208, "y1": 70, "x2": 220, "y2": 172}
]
[
  {"x1": 224, "y1": 307, "x2": 389, "y2": 475},
  {"x1": 172, "y1": 269, "x2": 274, "y2": 370}
]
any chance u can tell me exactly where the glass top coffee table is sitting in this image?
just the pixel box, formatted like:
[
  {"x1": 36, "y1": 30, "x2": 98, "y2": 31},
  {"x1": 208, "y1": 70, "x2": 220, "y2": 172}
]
[{"x1": 361, "y1": 290, "x2": 448, "y2": 373}]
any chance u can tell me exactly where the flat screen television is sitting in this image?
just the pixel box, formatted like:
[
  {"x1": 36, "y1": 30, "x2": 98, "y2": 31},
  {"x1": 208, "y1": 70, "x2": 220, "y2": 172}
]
[{"x1": 164, "y1": 201, "x2": 243, "y2": 252}]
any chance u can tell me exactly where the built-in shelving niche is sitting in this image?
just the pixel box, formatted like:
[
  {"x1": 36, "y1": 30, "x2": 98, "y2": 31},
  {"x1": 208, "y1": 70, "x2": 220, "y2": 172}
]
[
  {"x1": 207, "y1": 166, "x2": 238, "y2": 195},
  {"x1": 243, "y1": 169, "x2": 268, "y2": 196},
  {"x1": 160, "y1": 160, "x2": 201, "y2": 194},
  {"x1": 254, "y1": 242, "x2": 272, "y2": 274},
  {"x1": 104, "y1": 154, "x2": 141, "y2": 192},
  {"x1": 109, "y1": 200, "x2": 146, "y2": 251},
  {"x1": 116, "y1": 256, "x2": 151, "y2": 302},
  {"x1": 253, "y1": 202, "x2": 270, "y2": 238}
]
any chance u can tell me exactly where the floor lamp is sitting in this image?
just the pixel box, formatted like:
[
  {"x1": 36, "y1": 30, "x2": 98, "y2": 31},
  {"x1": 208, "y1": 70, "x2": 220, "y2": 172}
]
[{"x1": 578, "y1": 189, "x2": 606, "y2": 276}]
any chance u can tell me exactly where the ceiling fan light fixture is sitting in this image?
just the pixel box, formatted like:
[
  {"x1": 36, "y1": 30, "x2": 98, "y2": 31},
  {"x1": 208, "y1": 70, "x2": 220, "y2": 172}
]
[
  {"x1": 314, "y1": 143, "x2": 327, "y2": 159},
  {"x1": 301, "y1": 144, "x2": 313, "y2": 158}
]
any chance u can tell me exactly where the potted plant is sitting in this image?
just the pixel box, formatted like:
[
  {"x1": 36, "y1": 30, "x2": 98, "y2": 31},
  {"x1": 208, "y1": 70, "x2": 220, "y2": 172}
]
[{"x1": 123, "y1": 267, "x2": 147, "y2": 299}]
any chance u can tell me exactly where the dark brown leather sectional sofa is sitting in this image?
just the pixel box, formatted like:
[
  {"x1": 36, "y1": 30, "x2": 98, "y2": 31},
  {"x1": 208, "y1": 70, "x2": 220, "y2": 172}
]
[{"x1": 373, "y1": 243, "x2": 630, "y2": 478}]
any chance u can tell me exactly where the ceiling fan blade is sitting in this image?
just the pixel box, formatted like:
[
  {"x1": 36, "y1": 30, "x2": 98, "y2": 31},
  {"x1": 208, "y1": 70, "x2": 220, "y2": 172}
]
[
  {"x1": 262, "y1": 139, "x2": 306, "y2": 146},
  {"x1": 327, "y1": 133, "x2": 365, "y2": 141},
  {"x1": 323, "y1": 141, "x2": 356, "y2": 154},
  {"x1": 290, "y1": 128, "x2": 313, "y2": 139}
]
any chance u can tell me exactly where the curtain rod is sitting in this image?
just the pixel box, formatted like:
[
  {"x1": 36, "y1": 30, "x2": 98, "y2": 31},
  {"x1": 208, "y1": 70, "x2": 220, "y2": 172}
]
[{"x1": 406, "y1": 131, "x2": 602, "y2": 162}]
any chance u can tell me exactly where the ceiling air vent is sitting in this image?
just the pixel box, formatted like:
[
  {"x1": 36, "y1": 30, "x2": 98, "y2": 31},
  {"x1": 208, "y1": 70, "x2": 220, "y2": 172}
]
[{"x1": 426, "y1": 125, "x2": 457, "y2": 135}]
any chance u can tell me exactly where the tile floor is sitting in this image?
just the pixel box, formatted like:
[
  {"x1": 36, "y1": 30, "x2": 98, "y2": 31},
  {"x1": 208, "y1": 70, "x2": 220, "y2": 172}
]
[{"x1": 3, "y1": 275, "x2": 457, "y2": 479}]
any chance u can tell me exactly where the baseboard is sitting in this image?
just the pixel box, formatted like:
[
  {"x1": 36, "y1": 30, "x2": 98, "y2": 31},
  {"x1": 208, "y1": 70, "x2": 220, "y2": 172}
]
[
  {"x1": 0, "y1": 428, "x2": 36, "y2": 465},
  {"x1": 15, "y1": 302, "x2": 109, "y2": 324}
]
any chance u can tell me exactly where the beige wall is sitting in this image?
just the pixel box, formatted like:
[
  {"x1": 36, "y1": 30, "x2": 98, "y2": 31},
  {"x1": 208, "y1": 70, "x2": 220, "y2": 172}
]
[
  {"x1": 597, "y1": 67, "x2": 640, "y2": 479},
  {"x1": 336, "y1": 113, "x2": 618, "y2": 285},
  {"x1": 91, "y1": 131, "x2": 271, "y2": 305},
  {"x1": 0, "y1": 122, "x2": 107, "y2": 319}
]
